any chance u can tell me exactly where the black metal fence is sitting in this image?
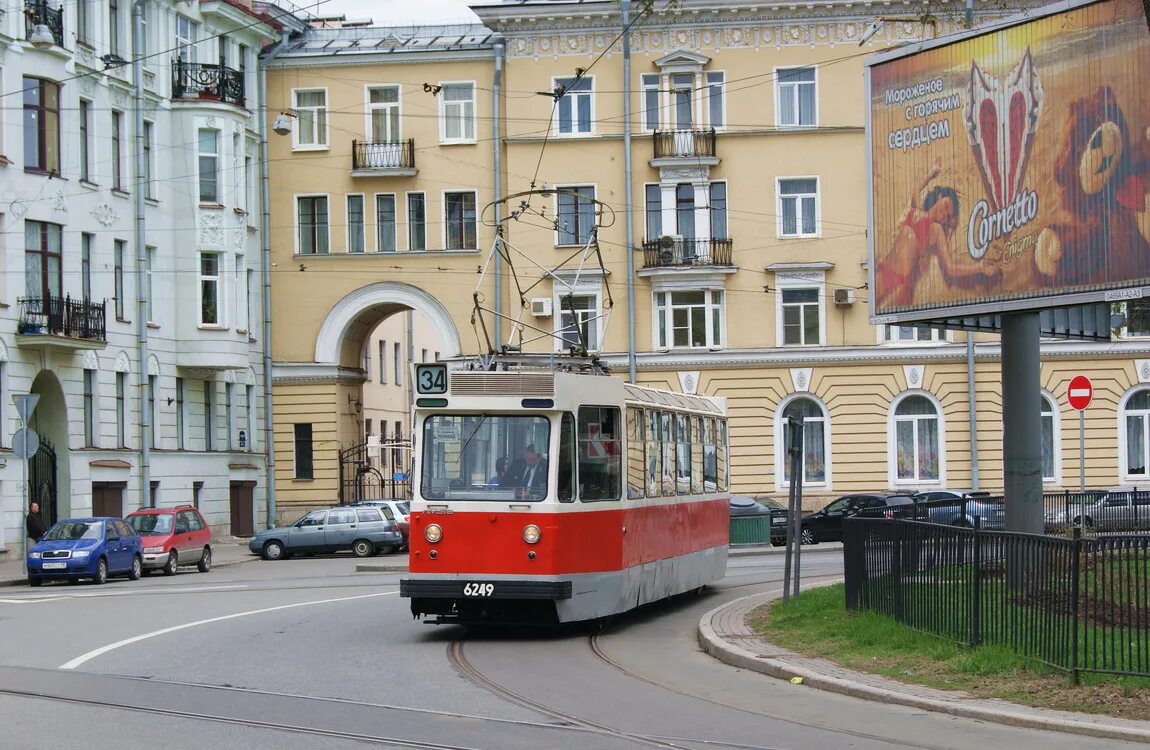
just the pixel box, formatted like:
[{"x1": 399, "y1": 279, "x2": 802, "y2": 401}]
[
  {"x1": 641, "y1": 237, "x2": 733, "y2": 268},
  {"x1": 844, "y1": 517, "x2": 1150, "y2": 680},
  {"x1": 352, "y1": 139, "x2": 416, "y2": 171},
  {"x1": 1042, "y1": 488, "x2": 1150, "y2": 534},
  {"x1": 339, "y1": 438, "x2": 412, "y2": 504},
  {"x1": 25, "y1": 1, "x2": 64, "y2": 48},
  {"x1": 171, "y1": 59, "x2": 245, "y2": 107},
  {"x1": 18, "y1": 295, "x2": 106, "y2": 341},
  {"x1": 653, "y1": 128, "x2": 717, "y2": 159}
]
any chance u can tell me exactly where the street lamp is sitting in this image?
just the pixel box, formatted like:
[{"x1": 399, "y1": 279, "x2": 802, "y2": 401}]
[
  {"x1": 29, "y1": 23, "x2": 55, "y2": 48},
  {"x1": 272, "y1": 112, "x2": 293, "y2": 136}
]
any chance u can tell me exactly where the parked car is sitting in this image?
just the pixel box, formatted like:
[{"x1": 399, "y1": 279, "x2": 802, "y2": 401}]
[
  {"x1": 729, "y1": 495, "x2": 789, "y2": 546},
  {"x1": 800, "y1": 493, "x2": 922, "y2": 544},
  {"x1": 1044, "y1": 488, "x2": 1150, "y2": 532},
  {"x1": 26, "y1": 518, "x2": 143, "y2": 586},
  {"x1": 126, "y1": 505, "x2": 213, "y2": 575},
  {"x1": 344, "y1": 499, "x2": 410, "y2": 551},
  {"x1": 915, "y1": 489, "x2": 1006, "y2": 529},
  {"x1": 249, "y1": 506, "x2": 403, "y2": 560}
]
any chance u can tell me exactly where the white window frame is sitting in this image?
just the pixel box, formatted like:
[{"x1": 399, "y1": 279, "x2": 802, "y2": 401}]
[
  {"x1": 652, "y1": 289, "x2": 725, "y2": 350},
  {"x1": 880, "y1": 324, "x2": 947, "y2": 345},
  {"x1": 641, "y1": 73, "x2": 660, "y2": 131},
  {"x1": 888, "y1": 390, "x2": 946, "y2": 488},
  {"x1": 553, "y1": 285, "x2": 603, "y2": 353},
  {"x1": 438, "y1": 81, "x2": 476, "y2": 145},
  {"x1": 1040, "y1": 391, "x2": 1062, "y2": 484},
  {"x1": 295, "y1": 193, "x2": 330, "y2": 255},
  {"x1": 244, "y1": 139, "x2": 258, "y2": 221},
  {"x1": 79, "y1": 98, "x2": 93, "y2": 183},
  {"x1": 554, "y1": 75, "x2": 594, "y2": 136},
  {"x1": 775, "y1": 66, "x2": 818, "y2": 127},
  {"x1": 197, "y1": 127, "x2": 219, "y2": 204},
  {"x1": 375, "y1": 192, "x2": 397, "y2": 253},
  {"x1": 775, "y1": 393, "x2": 831, "y2": 490},
  {"x1": 706, "y1": 71, "x2": 726, "y2": 129},
  {"x1": 198, "y1": 251, "x2": 222, "y2": 328},
  {"x1": 554, "y1": 185, "x2": 597, "y2": 247},
  {"x1": 175, "y1": 16, "x2": 198, "y2": 62},
  {"x1": 777, "y1": 176, "x2": 820, "y2": 238},
  {"x1": 406, "y1": 191, "x2": 426, "y2": 251},
  {"x1": 143, "y1": 120, "x2": 155, "y2": 200},
  {"x1": 346, "y1": 193, "x2": 365, "y2": 253},
  {"x1": 775, "y1": 272, "x2": 826, "y2": 348},
  {"x1": 145, "y1": 245, "x2": 156, "y2": 324},
  {"x1": 442, "y1": 189, "x2": 478, "y2": 251},
  {"x1": 1119, "y1": 386, "x2": 1150, "y2": 480},
  {"x1": 365, "y1": 84, "x2": 402, "y2": 143},
  {"x1": 291, "y1": 88, "x2": 329, "y2": 150}
]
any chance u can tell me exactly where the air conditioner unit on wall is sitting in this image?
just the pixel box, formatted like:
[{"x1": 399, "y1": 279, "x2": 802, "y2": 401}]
[
  {"x1": 834, "y1": 288, "x2": 856, "y2": 306},
  {"x1": 530, "y1": 298, "x2": 553, "y2": 317}
]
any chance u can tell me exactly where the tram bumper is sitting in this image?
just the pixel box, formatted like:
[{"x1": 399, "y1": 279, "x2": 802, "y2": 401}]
[{"x1": 400, "y1": 578, "x2": 572, "y2": 625}]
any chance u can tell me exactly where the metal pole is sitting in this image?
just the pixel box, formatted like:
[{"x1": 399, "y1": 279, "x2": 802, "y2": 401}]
[
  {"x1": 1079, "y1": 410, "x2": 1085, "y2": 491},
  {"x1": 782, "y1": 424, "x2": 796, "y2": 604},
  {"x1": 967, "y1": 337, "x2": 979, "y2": 491},
  {"x1": 792, "y1": 420, "x2": 804, "y2": 599},
  {"x1": 622, "y1": 0, "x2": 637, "y2": 383},
  {"x1": 132, "y1": 0, "x2": 149, "y2": 512},
  {"x1": 21, "y1": 431, "x2": 28, "y2": 575},
  {"x1": 493, "y1": 42, "x2": 504, "y2": 345},
  {"x1": 965, "y1": 0, "x2": 974, "y2": 28}
]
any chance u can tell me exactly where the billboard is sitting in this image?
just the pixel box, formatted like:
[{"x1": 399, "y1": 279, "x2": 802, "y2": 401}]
[{"x1": 867, "y1": 0, "x2": 1150, "y2": 322}]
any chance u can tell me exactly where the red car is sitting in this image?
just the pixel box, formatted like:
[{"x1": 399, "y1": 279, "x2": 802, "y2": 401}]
[{"x1": 125, "y1": 505, "x2": 213, "y2": 575}]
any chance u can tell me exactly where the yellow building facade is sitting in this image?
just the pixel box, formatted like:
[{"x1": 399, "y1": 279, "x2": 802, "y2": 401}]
[{"x1": 264, "y1": 1, "x2": 1150, "y2": 522}]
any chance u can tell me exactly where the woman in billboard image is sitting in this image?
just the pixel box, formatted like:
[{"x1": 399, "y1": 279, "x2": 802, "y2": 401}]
[{"x1": 877, "y1": 157, "x2": 999, "y2": 310}]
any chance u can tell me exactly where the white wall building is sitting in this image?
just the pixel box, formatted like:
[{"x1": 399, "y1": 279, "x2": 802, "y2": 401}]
[{"x1": 0, "y1": 0, "x2": 301, "y2": 555}]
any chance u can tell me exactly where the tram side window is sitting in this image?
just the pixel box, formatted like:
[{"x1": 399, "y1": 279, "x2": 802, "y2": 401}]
[
  {"x1": 646, "y1": 410, "x2": 661, "y2": 497},
  {"x1": 578, "y1": 406, "x2": 621, "y2": 501},
  {"x1": 675, "y1": 413, "x2": 691, "y2": 496},
  {"x1": 703, "y1": 418, "x2": 718, "y2": 492},
  {"x1": 627, "y1": 407, "x2": 645, "y2": 499},
  {"x1": 660, "y1": 411, "x2": 675, "y2": 497},
  {"x1": 558, "y1": 412, "x2": 576, "y2": 503},
  {"x1": 717, "y1": 418, "x2": 728, "y2": 492},
  {"x1": 691, "y1": 416, "x2": 705, "y2": 494}
]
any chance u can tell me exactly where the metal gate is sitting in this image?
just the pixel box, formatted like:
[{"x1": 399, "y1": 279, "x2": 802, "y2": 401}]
[
  {"x1": 29, "y1": 437, "x2": 58, "y2": 526},
  {"x1": 339, "y1": 438, "x2": 412, "y2": 504}
]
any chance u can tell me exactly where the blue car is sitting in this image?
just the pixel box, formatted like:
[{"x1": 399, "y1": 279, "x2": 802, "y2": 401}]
[{"x1": 27, "y1": 517, "x2": 143, "y2": 586}]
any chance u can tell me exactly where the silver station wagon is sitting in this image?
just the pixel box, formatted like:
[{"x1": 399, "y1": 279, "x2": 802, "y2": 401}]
[{"x1": 249, "y1": 506, "x2": 403, "y2": 560}]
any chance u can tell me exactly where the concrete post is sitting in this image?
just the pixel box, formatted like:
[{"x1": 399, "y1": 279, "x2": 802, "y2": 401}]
[{"x1": 1001, "y1": 311, "x2": 1044, "y2": 536}]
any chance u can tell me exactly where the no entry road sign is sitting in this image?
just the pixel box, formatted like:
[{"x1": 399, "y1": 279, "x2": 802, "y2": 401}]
[{"x1": 1068, "y1": 375, "x2": 1093, "y2": 411}]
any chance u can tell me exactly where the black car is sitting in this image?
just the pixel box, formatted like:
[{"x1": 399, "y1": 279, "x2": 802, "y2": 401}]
[
  {"x1": 729, "y1": 495, "x2": 790, "y2": 545},
  {"x1": 799, "y1": 493, "x2": 922, "y2": 544}
]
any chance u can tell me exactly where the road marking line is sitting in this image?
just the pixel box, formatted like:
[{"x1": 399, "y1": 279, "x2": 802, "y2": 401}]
[
  {"x1": 0, "y1": 584, "x2": 249, "y2": 605},
  {"x1": 59, "y1": 590, "x2": 396, "y2": 670}
]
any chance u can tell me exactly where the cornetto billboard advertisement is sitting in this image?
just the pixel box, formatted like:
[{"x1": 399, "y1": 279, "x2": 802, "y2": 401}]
[{"x1": 867, "y1": 0, "x2": 1150, "y2": 322}]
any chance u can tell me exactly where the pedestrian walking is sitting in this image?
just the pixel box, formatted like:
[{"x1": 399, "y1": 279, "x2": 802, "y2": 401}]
[{"x1": 26, "y1": 501, "x2": 46, "y2": 546}]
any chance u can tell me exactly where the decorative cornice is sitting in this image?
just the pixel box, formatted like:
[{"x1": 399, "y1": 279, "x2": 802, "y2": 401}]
[
  {"x1": 273, "y1": 363, "x2": 367, "y2": 385},
  {"x1": 90, "y1": 459, "x2": 131, "y2": 469}
]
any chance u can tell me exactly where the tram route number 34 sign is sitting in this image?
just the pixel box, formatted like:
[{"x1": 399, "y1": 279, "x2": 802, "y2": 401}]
[{"x1": 416, "y1": 364, "x2": 448, "y2": 394}]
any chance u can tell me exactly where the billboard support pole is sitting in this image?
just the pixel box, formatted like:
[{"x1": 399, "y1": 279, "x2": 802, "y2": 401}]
[{"x1": 1002, "y1": 312, "x2": 1043, "y2": 594}]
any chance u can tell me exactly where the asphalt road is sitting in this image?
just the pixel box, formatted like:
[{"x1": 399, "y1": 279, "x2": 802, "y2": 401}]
[{"x1": 0, "y1": 553, "x2": 1141, "y2": 749}]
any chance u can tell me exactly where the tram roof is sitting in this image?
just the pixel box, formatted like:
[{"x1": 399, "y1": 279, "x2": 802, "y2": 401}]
[{"x1": 623, "y1": 384, "x2": 724, "y2": 416}]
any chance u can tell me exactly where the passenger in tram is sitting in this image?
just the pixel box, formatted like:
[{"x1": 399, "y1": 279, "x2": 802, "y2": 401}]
[
  {"x1": 487, "y1": 456, "x2": 510, "y2": 486},
  {"x1": 502, "y1": 444, "x2": 549, "y2": 495}
]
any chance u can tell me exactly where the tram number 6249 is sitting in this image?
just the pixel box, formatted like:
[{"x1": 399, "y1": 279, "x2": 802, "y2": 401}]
[{"x1": 463, "y1": 583, "x2": 495, "y2": 597}]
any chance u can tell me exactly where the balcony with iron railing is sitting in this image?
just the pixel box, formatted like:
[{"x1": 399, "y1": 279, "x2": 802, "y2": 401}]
[
  {"x1": 171, "y1": 58, "x2": 245, "y2": 107},
  {"x1": 641, "y1": 237, "x2": 733, "y2": 269},
  {"x1": 17, "y1": 294, "x2": 107, "y2": 349},
  {"x1": 652, "y1": 128, "x2": 718, "y2": 162},
  {"x1": 351, "y1": 139, "x2": 417, "y2": 177},
  {"x1": 24, "y1": 1, "x2": 64, "y2": 49}
]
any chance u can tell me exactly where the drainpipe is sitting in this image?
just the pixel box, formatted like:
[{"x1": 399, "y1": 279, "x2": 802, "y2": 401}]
[
  {"x1": 259, "y1": 30, "x2": 291, "y2": 527},
  {"x1": 967, "y1": 335, "x2": 980, "y2": 490},
  {"x1": 132, "y1": 0, "x2": 149, "y2": 508},
  {"x1": 493, "y1": 42, "x2": 504, "y2": 346},
  {"x1": 622, "y1": 1, "x2": 637, "y2": 383}
]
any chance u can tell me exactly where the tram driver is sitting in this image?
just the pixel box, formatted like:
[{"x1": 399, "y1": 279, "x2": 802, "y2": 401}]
[{"x1": 501, "y1": 444, "x2": 549, "y2": 497}]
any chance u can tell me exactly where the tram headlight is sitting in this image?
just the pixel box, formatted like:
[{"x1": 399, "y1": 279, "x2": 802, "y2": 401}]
[
  {"x1": 523, "y1": 524, "x2": 541, "y2": 544},
  {"x1": 425, "y1": 524, "x2": 443, "y2": 543}
]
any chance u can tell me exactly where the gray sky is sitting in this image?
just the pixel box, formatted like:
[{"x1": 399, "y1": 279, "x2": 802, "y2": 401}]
[{"x1": 304, "y1": 0, "x2": 483, "y2": 26}]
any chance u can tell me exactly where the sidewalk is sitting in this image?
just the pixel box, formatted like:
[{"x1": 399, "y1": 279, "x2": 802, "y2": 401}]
[
  {"x1": 697, "y1": 585, "x2": 1150, "y2": 744},
  {"x1": 0, "y1": 540, "x2": 258, "y2": 587}
]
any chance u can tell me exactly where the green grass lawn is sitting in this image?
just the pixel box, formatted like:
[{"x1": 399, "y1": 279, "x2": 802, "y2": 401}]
[{"x1": 749, "y1": 584, "x2": 1150, "y2": 719}]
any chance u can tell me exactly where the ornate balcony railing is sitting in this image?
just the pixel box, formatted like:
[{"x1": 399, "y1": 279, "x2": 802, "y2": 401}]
[
  {"x1": 642, "y1": 237, "x2": 733, "y2": 268},
  {"x1": 24, "y1": 1, "x2": 64, "y2": 48},
  {"x1": 653, "y1": 128, "x2": 717, "y2": 159},
  {"x1": 352, "y1": 139, "x2": 416, "y2": 172},
  {"x1": 18, "y1": 294, "x2": 107, "y2": 342},
  {"x1": 171, "y1": 59, "x2": 245, "y2": 107}
]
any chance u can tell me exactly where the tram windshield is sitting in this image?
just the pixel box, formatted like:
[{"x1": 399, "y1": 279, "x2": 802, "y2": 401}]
[{"x1": 420, "y1": 414, "x2": 552, "y2": 501}]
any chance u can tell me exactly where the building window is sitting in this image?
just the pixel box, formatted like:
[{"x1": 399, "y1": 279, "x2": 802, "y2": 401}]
[
  {"x1": 111, "y1": 111, "x2": 124, "y2": 190},
  {"x1": 884, "y1": 324, "x2": 943, "y2": 343},
  {"x1": 79, "y1": 99, "x2": 92, "y2": 182},
  {"x1": 114, "y1": 239, "x2": 126, "y2": 319},
  {"x1": 671, "y1": 73, "x2": 693, "y2": 129},
  {"x1": 244, "y1": 140, "x2": 257, "y2": 216},
  {"x1": 175, "y1": 377, "x2": 185, "y2": 450},
  {"x1": 654, "y1": 290, "x2": 723, "y2": 349},
  {"x1": 233, "y1": 253, "x2": 243, "y2": 329},
  {"x1": 347, "y1": 194, "x2": 365, "y2": 253},
  {"x1": 150, "y1": 481, "x2": 159, "y2": 508},
  {"x1": 706, "y1": 72, "x2": 725, "y2": 128},
  {"x1": 176, "y1": 16, "x2": 198, "y2": 62},
  {"x1": 367, "y1": 85, "x2": 401, "y2": 143},
  {"x1": 115, "y1": 371, "x2": 127, "y2": 448},
  {"x1": 297, "y1": 196, "x2": 329, "y2": 255},
  {"x1": 1123, "y1": 389, "x2": 1150, "y2": 477},
  {"x1": 24, "y1": 221, "x2": 62, "y2": 301},
  {"x1": 781, "y1": 288, "x2": 821, "y2": 346},
  {"x1": 145, "y1": 246, "x2": 155, "y2": 323},
  {"x1": 192, "y1": 481, "x2": 203, "y2": 508},
  {"x1": 445, "y1": 191, "x2": 477, "y2": 250},
  {"x1": 204, "y1": 381, "x2": 214, "y2": 450},
  {"x1": 407, "y1": 193, "x2": 426, "y2": 251},
  {"x1": 439, "y1": 82, "x2": 475, "y2": 143},
  {"x1": 376, "y1": 194, "x2": 396, "y2": 252},
  {"x1": 245, "y1": 269, "x2": 254, "y2": 332},
  {"x1": 675, "y1": 184, "x2": 695, "y2": 239},
  {"x1": 23, "y1": 77, "x2": 61, "y2": 174},
  {"x1": 1041, "y1": 395, "x2": 1058, "y2": 483},
  {"x1": 109, "y1": 0, "x2": 121, "y2": 55},
  {"x1": 644, "y1": 184, "x2": 662, "y2": 238},
  {"x1": 293, "y1": 89, "x2": 328, "y2": 148},
  {"x1": 778, "y1": 178, "x2": 818, "y2": 237},
  {"x1": 394, "y1": 341, "x2": 402, "y2": 383},
  {"x1": 556, "y1": 186, "x2": 595, "y2": 246},
  {"x1": 149, "y1": 374, "x2": 157, "y2": 449},
  {"x1": 81, "y1": 233, "x2": 93, "y2": 300},
  {"x1": 294, "y1": 423, "x2": 314, "y2": 479},
  {"x1": 779, "y1": 397, "x2": 827, "y2": 485},
  {"x1": 421, "y1": 348, "x2": 428, "y2": 363},
  {"x1": 245, "y1": 383, "x2": 255, "y2": 452},
  {"x1": 143, "y1": 121, "x2": 155, "y2": 199},
  {"x1": 200, "y1": 252, "x2": 220, "y2": 325},
  {"x1": 1116, "y1": 299, "x2": 1150, "y2": 338},
  {"x1": 893, "y1": 395, "x2": 941, "y2": 482},
  {"x1": 710, "y1": 182, "x2": 728, "y2": 238},
  {"x1": 641, "y1": 74, "x2": 659, "y2": 131},
  {"x1": 226, "y1": 382, "x2": 234, "y2": 450},
  {"x1": 83, "y1": 369, "x2": 96, "y2": 447},
  {"x1": 77, "y1": 0, "x2": 91, "y2": 44},
  {"x1": 378, "y1": 340, "x2": 387, "y2": 384},
  {"x1": 198, "y1": 129, "x2": 219, "y2": 203},
  {"x1": 556, "y1": 75, "x2": 593, "y2": 135},
  {"x1": 777, "y1": 67, "x2": 816, "y2": 127},
  {"x1": 557, "y1": 293, "x2": 599, "y2": 351}
]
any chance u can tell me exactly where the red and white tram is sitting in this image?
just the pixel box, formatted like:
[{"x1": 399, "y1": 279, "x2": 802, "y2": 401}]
[{"x1": 400, "y1": 364, "x2": 730, "y2": 625}]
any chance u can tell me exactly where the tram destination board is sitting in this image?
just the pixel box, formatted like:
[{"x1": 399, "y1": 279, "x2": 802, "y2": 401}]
[{"x1": 415, "y1": 364, "x2": 448, "y2": 394}]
